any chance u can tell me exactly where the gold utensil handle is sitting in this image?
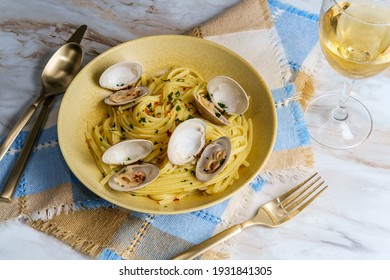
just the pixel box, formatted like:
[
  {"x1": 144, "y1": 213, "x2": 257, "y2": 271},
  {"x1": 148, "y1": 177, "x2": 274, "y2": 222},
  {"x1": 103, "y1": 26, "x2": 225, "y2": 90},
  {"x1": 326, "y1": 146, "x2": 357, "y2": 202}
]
[
  {"x1": 0, "y1": 96, "x2": 54, "y2": 202},
  {"x1": 172, "y1": 224, "x2": 243, "y2": 260},
  {"x1": 0, "y1": 89, "x2": 46, "y2": 162}
]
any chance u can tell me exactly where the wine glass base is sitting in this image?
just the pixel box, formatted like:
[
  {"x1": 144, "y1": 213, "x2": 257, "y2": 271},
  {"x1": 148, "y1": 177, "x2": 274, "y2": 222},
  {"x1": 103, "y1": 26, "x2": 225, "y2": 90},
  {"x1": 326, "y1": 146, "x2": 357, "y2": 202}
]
[{"x1": 305, "y1": 94, "x2": 373, "y2": 149}]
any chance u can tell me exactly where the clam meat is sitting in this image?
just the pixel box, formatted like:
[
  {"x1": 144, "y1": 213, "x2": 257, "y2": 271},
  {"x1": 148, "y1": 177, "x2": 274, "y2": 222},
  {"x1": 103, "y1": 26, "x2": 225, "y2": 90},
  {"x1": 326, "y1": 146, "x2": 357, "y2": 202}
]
[
  {"x1": 99, "y1": 61, "x2": 142, "y2": 91},
  {"x1": 195, "y1": 136, "x2": 231, "y2": 182},
  {"x1": 104, "y1": 86, "x2": 149, "y2": 106},
  {"x1": 194, "y1": 92, "x2": 229, "y2": 126},
  {"x1": 102, "y1": 139, "x2": 153, "y2": 165},
  {"x1": 108, "y1": 163, "x2": 160, "y2": 191}
]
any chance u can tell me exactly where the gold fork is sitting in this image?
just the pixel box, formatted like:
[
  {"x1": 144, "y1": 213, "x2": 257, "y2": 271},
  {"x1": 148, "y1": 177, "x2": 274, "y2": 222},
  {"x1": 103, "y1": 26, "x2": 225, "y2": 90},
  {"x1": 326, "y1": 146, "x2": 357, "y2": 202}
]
[{"x1": 173, "y1": 172, "x2": 327, "y2": 260}]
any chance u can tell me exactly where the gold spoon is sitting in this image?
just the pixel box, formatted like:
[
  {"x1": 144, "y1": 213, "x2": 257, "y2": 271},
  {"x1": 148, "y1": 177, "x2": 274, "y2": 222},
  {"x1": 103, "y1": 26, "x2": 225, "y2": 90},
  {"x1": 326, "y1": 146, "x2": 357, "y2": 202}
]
[
  {"x1": 0, "y1": 42, "x2": 83, "y2": 163},
  {"x1": 0, "y1": 41, "x2": 83, "y2": 202}
]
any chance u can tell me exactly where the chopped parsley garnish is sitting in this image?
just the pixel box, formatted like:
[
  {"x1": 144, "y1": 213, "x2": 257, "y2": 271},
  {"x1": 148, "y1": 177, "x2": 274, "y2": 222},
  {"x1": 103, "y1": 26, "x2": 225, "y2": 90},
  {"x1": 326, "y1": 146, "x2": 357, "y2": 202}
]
[
  {"x1": 139, "y1": 117, "x2": 146, "y2": 123},
  {"x1": 175, "y1": 105, "x2": 181, "y2": 111},
  {"x1": 218, "y1": 102, "x2": 227, "y2": 109},
  {"x1": 168, "y1": 92, "x2": 173, "y2": 102}
]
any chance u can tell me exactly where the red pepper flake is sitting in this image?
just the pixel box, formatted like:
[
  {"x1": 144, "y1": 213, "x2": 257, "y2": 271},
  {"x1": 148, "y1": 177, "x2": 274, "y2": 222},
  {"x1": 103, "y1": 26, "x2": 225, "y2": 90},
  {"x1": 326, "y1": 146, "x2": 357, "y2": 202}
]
[{"x1": 167, "y1": 130, "x2": 172, "y2": 137}]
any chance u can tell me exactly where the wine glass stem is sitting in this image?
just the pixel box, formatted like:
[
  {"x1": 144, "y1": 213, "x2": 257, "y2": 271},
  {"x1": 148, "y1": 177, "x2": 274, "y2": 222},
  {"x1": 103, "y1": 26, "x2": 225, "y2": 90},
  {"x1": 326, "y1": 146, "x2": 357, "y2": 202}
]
[{"x1": 332, "y1": 79, "x2": 355, "y2": 121}]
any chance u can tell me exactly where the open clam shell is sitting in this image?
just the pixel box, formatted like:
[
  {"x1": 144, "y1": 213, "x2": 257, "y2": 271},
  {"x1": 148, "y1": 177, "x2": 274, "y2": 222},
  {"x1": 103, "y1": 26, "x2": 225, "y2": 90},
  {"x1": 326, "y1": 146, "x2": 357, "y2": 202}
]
[
  {"x1": 193, "y1": 92, "x2": 229, "y2": 126},
  {"x1": 108, "y1": 163, "x2": 160, "y2": 191},
  {"x1": 195, "y1": 136, "x2": 231, "y2": 182},
  {"x1": 99, "y1": 62, "x2": 142, "y2": 91},
  {"x1": 167, "y1": 118, "x2": 206, "y2": 166},
  {"x1": 102, "y1": 139, "x2": 153, "y2": 165},
  {"x1": 207, "y1": 76, "x2": 249, "y2": 115},
  {"x1": 104, "y1": 86, "x2": 149, "y2": 106}
]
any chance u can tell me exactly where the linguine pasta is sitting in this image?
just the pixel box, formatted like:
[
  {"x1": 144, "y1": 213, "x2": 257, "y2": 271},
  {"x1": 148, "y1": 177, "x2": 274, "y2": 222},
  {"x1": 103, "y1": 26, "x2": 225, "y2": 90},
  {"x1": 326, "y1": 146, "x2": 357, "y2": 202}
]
[{"x1": 86, "y1": 67, "x2": 253, "y2": 205}]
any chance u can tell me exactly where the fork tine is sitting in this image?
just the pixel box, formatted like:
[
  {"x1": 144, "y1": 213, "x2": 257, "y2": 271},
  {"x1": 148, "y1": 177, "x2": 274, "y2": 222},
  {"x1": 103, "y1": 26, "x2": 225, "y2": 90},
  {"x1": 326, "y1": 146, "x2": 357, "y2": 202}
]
[
  {"x1": 282, "y1": 184, "x2": 328, "y2": 219},
  {"x1": 276, "y1": 172, "x2": 320, "y2": 208},
  {"x1": 282, "y1": 179, "x2": 325, "y2": 212}
]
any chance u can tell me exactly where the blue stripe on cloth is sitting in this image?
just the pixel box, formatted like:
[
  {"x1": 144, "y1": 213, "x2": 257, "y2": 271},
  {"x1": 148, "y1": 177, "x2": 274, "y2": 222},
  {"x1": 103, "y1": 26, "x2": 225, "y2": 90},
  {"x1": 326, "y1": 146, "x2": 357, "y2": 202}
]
[
  {"x1": 268, "y1": 0, "x2": 319, "y2": 22},
  {"x1": 273, "y1": 102, "x2": 310, "y2": 151},
  {"x1": 0, "y1": 130, "x2": 27, "y2": 151},
  {"x1": 268, "y1": 0, "x2": 319, "y2": 72},
  {"x1": 271, "y1": 83, "x2": 295, "y2": 104},
  {"x1": 130, "y1": 200, "x2": 227, "y2": 244},
  {"x1": 12, "y1": 145, "x2": 71, "y2": 197},
  {"x1": 0, "y1": 129, "x2": 70, "y2": 197},
  {"x1": 0, "y1": 152, "x2": 20, "y2": 194},
  {"x1": 98, "y1": 248, "x2": 123, "y2": 260},
  {"x1": 33, "y1": 125, "x2": 58, "y2": 146},
  {"x1": 250, "y1": 175, "x2": 266, "y2": 192},
  {"x1": 70, "y1": 172, "x2": 114, "y2": 210},
  {"x1": 271, "y1": 85, "x2": 311, "y2": 151}
]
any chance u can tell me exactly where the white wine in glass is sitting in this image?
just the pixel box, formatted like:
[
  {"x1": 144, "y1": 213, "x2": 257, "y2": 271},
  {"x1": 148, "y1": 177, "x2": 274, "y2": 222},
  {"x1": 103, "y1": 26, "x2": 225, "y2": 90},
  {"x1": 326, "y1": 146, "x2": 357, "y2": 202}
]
[{"x1": 305, "y1": 0, "x2": 390, "y2": 149}]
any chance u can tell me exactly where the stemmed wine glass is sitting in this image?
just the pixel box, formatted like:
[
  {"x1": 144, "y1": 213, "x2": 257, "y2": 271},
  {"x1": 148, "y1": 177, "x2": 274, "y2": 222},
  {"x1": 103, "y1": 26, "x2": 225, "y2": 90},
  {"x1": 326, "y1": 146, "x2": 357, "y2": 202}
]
[{"x1": 305, "y1": 0, "x2": 390, "y2": 149}]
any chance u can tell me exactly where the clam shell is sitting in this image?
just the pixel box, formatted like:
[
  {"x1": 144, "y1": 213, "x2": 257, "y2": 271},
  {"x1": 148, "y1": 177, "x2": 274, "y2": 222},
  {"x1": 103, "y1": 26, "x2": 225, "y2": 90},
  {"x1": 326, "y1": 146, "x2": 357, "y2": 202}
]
[
  {"x1": 99, "y1": 62, "x2": 142, "y2": 91},
  {"x1": 167, "y1": 118, "x2": 206, "y2": 166},
  {"x1": 102, "y1": 139, "x2": 153, "y2": 165},
  {"x1": 104, "y1": 86, "x2": 149, "y2": 106},
  {"x1": 108, "y1": 163, "x2": 160, "y2": 191},
  {"x1": 193, "y1": 91, "x2": 229, "y2": 126},
  {"x1": 207, "y1": 76, "x2": 249, "y2": 115},
  {"x1": 195, "y1": 136, "x2": 231, "y2": 182}
]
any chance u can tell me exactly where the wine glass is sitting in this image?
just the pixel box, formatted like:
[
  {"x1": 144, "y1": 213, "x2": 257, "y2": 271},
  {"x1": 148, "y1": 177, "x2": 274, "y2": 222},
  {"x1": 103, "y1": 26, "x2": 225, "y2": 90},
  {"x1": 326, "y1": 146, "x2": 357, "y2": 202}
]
[{"x1": 305, "y1": 0, "x2": 390, "y2": 149}]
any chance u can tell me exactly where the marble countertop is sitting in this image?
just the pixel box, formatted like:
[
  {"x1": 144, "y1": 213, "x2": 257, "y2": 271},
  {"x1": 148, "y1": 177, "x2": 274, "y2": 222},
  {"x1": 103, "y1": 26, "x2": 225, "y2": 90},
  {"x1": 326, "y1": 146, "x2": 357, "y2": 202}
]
[{"x1": 1, "y1": 0, "x2": 390, "y2": 260}]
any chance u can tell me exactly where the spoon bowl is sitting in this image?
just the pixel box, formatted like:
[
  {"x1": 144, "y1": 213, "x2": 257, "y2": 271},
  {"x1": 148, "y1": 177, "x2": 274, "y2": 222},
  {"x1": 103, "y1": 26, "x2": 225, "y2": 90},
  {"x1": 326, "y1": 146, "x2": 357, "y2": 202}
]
[{"x1": 42, "y1": 42, "x2": 83, "y2": 95}]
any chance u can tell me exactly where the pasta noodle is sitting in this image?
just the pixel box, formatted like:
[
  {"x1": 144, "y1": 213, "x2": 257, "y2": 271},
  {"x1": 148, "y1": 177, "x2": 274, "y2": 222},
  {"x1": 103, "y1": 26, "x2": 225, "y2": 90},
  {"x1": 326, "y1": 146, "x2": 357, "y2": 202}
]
[{"x1": 86, "y1": 67, "x2": 253, "y2": 205}]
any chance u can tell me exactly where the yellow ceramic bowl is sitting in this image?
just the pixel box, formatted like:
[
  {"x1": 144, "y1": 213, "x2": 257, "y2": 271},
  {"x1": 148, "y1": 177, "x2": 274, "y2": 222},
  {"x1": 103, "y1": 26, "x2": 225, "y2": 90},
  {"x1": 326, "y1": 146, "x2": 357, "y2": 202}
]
[{"x1": 58, "y1": 35, "x2": 276, "y2": 214}]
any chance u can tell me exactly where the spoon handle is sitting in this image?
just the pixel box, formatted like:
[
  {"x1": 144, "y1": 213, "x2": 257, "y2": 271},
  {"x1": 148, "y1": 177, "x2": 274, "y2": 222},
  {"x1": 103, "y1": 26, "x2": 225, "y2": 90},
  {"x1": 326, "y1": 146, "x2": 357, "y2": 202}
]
[
  {"x1": 0, "y1": 89, "x2": 46, "y2": 162},
  {"x1": 0, "y1": 95, "x2": 55, "y2": 202}
]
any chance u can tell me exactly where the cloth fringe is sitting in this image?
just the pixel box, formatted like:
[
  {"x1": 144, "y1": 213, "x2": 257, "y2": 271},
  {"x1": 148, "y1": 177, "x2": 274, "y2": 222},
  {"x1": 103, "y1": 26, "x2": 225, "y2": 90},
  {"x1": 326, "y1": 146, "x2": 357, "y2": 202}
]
[
  {"x1": 206, "y1": 186, "x2": 259, "y2": 260},
  {"x1": 260, "y1": 163, "x2": 315, "y2": 185},
  {"x1": 267, "y1": 26, "x2": 292, "y2": 84},
  {"x1": 268, "y1": 0, "x2": 319, "y2": 22},
  {"x1": 28, "y1": 199, "x2": 114, "y2": 221},
  {"x1": 29, "y1": 219, "x2": 103, "y2": 258}
]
